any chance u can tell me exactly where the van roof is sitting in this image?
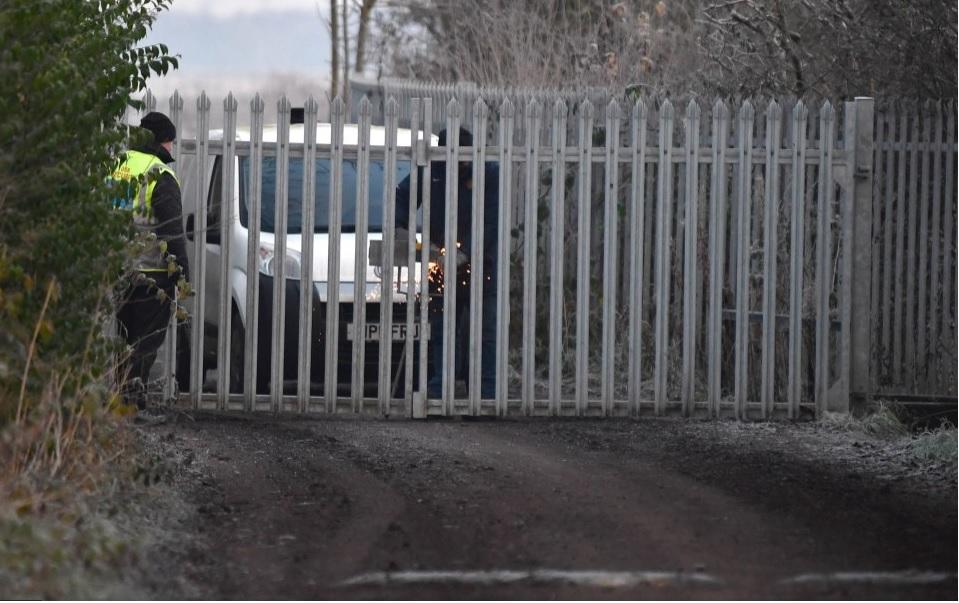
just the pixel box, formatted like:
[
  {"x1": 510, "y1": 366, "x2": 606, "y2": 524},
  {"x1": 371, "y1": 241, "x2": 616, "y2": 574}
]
[{"x1": 208, "y1": 124, "x2": 439, "y2": 147}]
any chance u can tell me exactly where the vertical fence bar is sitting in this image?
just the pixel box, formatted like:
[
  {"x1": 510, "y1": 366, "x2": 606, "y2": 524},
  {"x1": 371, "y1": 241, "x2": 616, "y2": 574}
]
[
  {"x1": 245, "y1": 94, "x2": 265, "y2": 411},
  {"x1": 419, "y1": 99, "x2": 434, "y2": 409},
  {"x1": 441, "y1": 100, "x2": 461, "y2": 414},
  {"x1": 904, "y1": 106, "x2": 921, "y2": 387},
  {"x1": 941, "y1": 102, "x2": 957, "y2": 389},
  {"x1": 814, "y1": 102, "x2": 835, "y2": 415},
  {"x1": 681, "y1": 100, "x2": 700, "y2": 416},
  {"x1": 892, "y1": 107, "x2": 908, "y2": 383},
  {"x1": 522, "y1": 101, "x2": 542, "y2": 414},
  {"x1": 733, "y1": 101, "x2": 754, "y2": 418},
  {"x1": 707, "y1": 99, "x2": 729, "y2": 417},
  {"x1": 548, "y1": 100, "x2": 568, "y2": 416},
  {"x1": 761, "y1": 100, "x2": 781, "y2": 417},
  {"x1": 404, "y1": 98, "x2": 420, "y2": 414},
  {"x1": 628, "y1": 100, "x2": 648, "y2": 415},
  {"x1": 880, "y1": 108, "x2": 896, "y2": 375},
  {"x1": 216, "y1": 93, "x2": 238, "y2": 410},
  {"x1": 787, "y1": 101, "x2": 808, "y2": 417},
  {"x1": 164, "y1": 91, "x2": 184, "y2": 402},
  {"x1": 324, "y1": 97, "x2": 345, "y2": 414},
  {"x1": 352, "y1": 97, "x2": 372, "y2": 412},
  {"x1": 927, "y1": 102, "x2": 943, "y2": 388},
  {"x1": 915, "y1": 104, "x2": 932, "y2": 390},
  {"x1": 846, "y1": 97, "x2": 874, "y2": 405},
  {"x1": 298, "y1": 97, "x2": 319, "y2": 412},
  {"x1": 378, "y1": 97, "x2": 399, "y2": 415},
  {"x1": 468, "y1": 99, "x2": 489, "y2": 415},
  {"x1": 654, "y1": 100, "x2": 675, "y2": 415},
  {"x1": 601, "y1": 100, "x2": 621, "y2": 415},
  {"x1": 190, "y1": 92, "x2": 211, "y2": 409},
  {"x1": 575, "y1": 100, "x2": 595, "y2": 415},
  {"x1": 270, "y1": 97, "x2": 291, "y2": 412},
  {"x1": 495, "y1": 99, "x2": 514, "y2": 416}
]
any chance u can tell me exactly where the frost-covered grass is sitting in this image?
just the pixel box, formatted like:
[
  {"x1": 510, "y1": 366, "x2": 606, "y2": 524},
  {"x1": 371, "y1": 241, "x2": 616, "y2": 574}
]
[{"x1": 900, "y1": 424, "x2": 958, "y2": 474}]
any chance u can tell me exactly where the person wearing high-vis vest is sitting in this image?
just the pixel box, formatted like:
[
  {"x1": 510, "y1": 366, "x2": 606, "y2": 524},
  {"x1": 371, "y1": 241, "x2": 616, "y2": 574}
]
[{"x1": 111, "y1": 112, "x2": 190, "y2": 409}]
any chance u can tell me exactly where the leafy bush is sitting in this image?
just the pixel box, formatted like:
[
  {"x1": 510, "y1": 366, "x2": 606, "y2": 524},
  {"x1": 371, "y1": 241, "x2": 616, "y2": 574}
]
[{"x1": 0, "y1": 0, "x2": 176, "y2": 424}]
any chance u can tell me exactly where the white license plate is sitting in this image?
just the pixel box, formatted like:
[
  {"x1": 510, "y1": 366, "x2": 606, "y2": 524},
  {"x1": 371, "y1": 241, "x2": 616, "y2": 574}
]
[{"x1": 346, "y1": 322, "x2": 428, "y2": 341}]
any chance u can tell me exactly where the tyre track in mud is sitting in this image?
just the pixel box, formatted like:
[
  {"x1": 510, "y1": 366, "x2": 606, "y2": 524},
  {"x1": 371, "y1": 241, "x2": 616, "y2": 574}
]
[{"x1": 149, "y1": 414, "x2": 957, "y2": 600}]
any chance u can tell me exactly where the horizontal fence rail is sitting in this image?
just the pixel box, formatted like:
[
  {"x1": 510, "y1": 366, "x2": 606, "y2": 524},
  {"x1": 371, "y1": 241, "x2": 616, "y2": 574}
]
[{"x1": 132, "y1": 88, "x2": 957, "y2": 419}]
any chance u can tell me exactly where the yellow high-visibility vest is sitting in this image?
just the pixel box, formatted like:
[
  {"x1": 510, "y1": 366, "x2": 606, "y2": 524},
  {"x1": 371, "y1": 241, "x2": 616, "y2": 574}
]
[{"x1": 110, "y1": 150, "x2": 179, "y2": 273}]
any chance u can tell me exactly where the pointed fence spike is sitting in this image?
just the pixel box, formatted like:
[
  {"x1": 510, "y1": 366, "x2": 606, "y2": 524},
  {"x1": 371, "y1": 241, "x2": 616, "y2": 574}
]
[
  {"x1": 661, "y1": 99, "x2": 674, "y2": 118},
  {"x1": 633, "y1": 98, "x2": 647, "y2": 121},
  {"x1": 447, "y1": 97, "x2": 460, "y2": 117},
  {"x1": 385, "y1": 96, "x2": 398, "y2": 116},
  {"x1": 359, "y1": 95, "x2": 372, "y2": 116},
  {"x1": 607, "y1": 98, "x2": 621, "y2": 119},
  {"x1": 580, "y1": 99, "x2": 594, "y2": 119}
]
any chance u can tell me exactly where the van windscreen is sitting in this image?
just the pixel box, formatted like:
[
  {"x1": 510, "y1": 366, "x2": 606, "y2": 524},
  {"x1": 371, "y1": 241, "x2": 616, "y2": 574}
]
[{"x1": 238, "y1": 157, "x2": 412, "y2": 233}]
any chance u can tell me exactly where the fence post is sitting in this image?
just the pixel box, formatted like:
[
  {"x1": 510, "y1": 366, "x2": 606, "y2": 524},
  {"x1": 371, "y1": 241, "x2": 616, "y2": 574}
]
[{"x1": 845, "y1": 97, "x2": 875, "y2": 408}]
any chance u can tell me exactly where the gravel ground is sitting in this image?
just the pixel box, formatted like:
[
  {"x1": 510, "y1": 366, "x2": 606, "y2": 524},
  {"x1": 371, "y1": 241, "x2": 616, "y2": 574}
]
[{"x1": 128, "y1": 412, "x2": 957, "y2": 600}]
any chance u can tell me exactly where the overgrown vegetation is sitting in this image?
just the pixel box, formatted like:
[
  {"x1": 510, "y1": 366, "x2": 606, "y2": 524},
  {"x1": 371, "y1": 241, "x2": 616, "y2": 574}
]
[
  {"x1": 0, "y1": 0, "x2": 176, "y2": 596},
  {"x1": 371, "y1": 0, "x2": 957, "y2": 99}
]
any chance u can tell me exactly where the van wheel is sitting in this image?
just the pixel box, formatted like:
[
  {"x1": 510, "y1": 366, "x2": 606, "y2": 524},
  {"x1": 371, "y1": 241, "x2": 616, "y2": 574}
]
[{"x1": 229, "y1": 306, "x2": 245, "y2": 394}]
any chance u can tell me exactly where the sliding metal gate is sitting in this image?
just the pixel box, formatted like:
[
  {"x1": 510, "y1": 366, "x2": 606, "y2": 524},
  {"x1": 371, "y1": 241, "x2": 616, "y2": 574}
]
[{"x1": 133, "y1": 90, "x2": 948, "y2": 419}]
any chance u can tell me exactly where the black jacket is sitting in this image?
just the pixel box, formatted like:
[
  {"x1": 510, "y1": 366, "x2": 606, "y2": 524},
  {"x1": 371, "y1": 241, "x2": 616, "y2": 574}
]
[
  {"x1": 135, "y1": 141, "x2": 190, "y2": 282},
  {"x1": 395, "y1": 161, "x2": 500, "y2": 287}
]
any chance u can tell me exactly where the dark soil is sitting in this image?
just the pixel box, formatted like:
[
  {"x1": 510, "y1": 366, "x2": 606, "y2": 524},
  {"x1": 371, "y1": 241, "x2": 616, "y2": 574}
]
[{"x1": 136, "y1": 413, "x2": 957, "y2": 600}]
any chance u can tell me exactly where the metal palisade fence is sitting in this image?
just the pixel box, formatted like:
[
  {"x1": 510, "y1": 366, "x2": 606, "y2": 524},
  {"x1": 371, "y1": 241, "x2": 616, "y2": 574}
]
[{"x1": 134, "y1": 88, "x2": 955, "y2": 418}]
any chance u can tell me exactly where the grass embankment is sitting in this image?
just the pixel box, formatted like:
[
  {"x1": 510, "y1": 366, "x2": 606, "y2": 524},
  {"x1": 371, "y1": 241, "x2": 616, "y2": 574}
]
[
  {"x1": 0, "y1": 281, "x2": 176, "y2": 598},
  {"x1": 824, "y1": 402, "x2": 958, "y2": 480}
]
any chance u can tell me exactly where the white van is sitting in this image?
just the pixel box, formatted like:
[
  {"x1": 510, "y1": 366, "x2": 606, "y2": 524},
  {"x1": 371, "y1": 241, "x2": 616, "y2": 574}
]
[{"x1": 178, "y1": 115, "x2": 434, "y2": 396}]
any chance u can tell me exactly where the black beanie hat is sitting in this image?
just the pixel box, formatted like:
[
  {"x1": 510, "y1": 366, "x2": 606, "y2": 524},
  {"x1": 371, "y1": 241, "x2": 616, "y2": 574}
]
[{"x1": 140, "y1": 111, "x2": 176, "y2": 143}]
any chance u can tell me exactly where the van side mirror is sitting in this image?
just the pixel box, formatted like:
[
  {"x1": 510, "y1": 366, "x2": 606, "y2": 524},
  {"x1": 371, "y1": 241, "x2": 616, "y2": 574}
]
[{"x1": 185, "y1": 213, "x2": 194, "y2": 241}]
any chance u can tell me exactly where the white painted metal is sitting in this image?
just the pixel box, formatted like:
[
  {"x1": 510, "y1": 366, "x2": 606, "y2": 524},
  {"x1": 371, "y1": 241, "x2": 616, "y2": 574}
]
[
  {"x1": 707, "y1": 99, "x2": 729, "y2": 417},
  {"x1": 468, "y1": 99, "x2": 489, "y2": 415},
  {"x1": 628, "y1": 100, "x2": 648, "y2": 415},
  {"x1": 442, "y1": 100, "x2": 461, "y2": 414},
  {"x1": 681, "y1": 100, "x2": 700, "y2": 416},
  {"x1": 420, "y1": 99, "x2": 434, "y2": 407},
  {"x1": 653, "y1": 101, "x2": 674, "y2": 416},
  {"x1": 522, "y1": 101, "x2": 542, "y2": 415},
  {"x1": 378, "y1": 97, "x2": 398, "y2": 416},
  {"x1": 189, "y1": 93, "x2": 211, "y2": 409},
  {"x1": 733, "y1": 101, "x2": 754, "y2": 419},
  {"x1": 270, "y1": 97, "x2": 291, "y2": 412},
  {"x1": 814, "y1": 102, "x2": 835, "y2": 415},
  {"x1": 786, "y1": 102, "x2": 808, "y2": 417},
  {"x1": 495, "y1": 99, "x2": 515, "y2": 417},
  {"x1": 244, "y1": 95, "x2": 265, "y2": 412},
  {"x1": 324, "y1": 97, "x2": 345, "y2": 414},
  {"x1": 575, "y1": 100, "x2": 594, "y2": 415},
  {"x1": 163, "y1": 91, "x2": 183, "y2": 402},
  {"x1": 404, "y1": 98, "x2": 420, "y2": 414},
  {"x1": 601, "y1": 100, "x2": 621, "y2": 415},
  {"x1": 761, "y1": 101, "x2": 781, "y2": 417},
  {"x1": 548, "y1": 100, "x2": 568, "y2": 416},
  {"x1": 216, "y1": 93, "x2": 237, "y2": 410},
  {"x1": 351, "y1": 98, "x2": 372, "y2": 412},
  {"x1": 166, "y1": 89, "x2": 959, "y2": 417},
  {"x1": 297, "y1": 97, "x2": 319, "y2": 412}
]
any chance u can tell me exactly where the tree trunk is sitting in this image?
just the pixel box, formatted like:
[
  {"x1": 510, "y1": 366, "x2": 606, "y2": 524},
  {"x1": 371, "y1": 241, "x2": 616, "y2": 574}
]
[
  {"x1": 354, "y1": 0, "x2": 377, "y2": 74},
  {"x1": 330, "y1": 0, "x2": 339, "y2": 99},
  {"x1": 341, "y1": 0, "x2": 350, "y2": 97}
]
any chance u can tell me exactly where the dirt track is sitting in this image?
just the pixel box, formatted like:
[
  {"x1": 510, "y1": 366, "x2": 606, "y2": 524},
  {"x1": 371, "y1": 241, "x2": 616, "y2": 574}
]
[{"x1": 141, "y1": 414, "x2": 957, "y2": 600}]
